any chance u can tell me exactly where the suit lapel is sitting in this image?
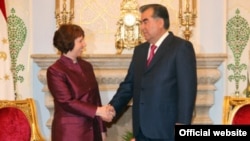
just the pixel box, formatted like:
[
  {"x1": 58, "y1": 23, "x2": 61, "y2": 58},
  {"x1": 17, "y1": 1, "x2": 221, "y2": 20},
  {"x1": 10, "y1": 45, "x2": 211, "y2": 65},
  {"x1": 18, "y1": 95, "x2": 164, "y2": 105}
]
[
  {"x1": 132, "y1": 43, "x2": 150, "y2": 76},
  {"x1": 146, "y1": 32, "x2": 174, "y2": 69}
]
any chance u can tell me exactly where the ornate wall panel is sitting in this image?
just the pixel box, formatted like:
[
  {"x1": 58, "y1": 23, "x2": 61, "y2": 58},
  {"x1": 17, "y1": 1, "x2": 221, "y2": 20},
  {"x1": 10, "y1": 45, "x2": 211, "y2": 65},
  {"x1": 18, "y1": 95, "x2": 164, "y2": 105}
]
[
  {"x1": 71, "y1": 0, "x2": 198, "y2": 54},
  {"x1": 227, "y1": 0, "x2": 250, "y2": 97}
]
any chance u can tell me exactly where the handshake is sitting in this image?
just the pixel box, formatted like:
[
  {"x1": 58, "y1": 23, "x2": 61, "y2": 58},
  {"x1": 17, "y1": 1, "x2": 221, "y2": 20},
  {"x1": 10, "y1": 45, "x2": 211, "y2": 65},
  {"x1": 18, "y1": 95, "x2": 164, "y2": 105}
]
[
  {"x1": 96, "y1": 104, "x2": 116, "y2": 122},
  {"x1": 96, "y1": 104, "x2": 136, "y2": 141}
]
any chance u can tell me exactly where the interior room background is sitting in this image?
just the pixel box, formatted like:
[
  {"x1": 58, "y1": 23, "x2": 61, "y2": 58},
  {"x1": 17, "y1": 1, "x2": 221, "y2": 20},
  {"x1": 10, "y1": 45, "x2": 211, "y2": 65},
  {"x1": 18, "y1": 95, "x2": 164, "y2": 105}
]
[{"x1": 2, "y1": 0, "x2": 250, "y2": 140}]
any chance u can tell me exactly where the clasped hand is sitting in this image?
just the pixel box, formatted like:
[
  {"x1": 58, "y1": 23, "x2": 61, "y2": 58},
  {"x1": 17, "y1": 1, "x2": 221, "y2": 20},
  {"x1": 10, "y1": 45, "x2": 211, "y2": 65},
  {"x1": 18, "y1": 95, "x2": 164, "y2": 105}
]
[{"x1": 96, "y1": 104, "x2": 116, "y2": 122}]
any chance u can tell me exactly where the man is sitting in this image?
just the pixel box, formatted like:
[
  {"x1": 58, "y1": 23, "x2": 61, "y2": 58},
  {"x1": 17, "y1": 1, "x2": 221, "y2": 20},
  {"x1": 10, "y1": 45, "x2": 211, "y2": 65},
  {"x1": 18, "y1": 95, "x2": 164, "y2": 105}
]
[{"x1": 108, "y1": 4, "x2": 197, "y2": 141}]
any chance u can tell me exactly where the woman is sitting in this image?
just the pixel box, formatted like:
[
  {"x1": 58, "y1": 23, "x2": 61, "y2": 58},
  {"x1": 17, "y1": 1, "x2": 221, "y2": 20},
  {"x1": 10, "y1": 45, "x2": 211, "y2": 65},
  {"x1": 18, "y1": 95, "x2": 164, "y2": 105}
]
[{"x1": 47, "y1": 24, "x2": 111, "y2": 141}]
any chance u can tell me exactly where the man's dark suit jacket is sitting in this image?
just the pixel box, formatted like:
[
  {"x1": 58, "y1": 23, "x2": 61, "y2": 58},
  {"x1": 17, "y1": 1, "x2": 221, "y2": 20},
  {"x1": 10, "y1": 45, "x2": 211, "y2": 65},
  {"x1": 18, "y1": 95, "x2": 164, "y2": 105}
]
[{"x1": 109, "y1": 32, "x2": 197, "y2": 140}]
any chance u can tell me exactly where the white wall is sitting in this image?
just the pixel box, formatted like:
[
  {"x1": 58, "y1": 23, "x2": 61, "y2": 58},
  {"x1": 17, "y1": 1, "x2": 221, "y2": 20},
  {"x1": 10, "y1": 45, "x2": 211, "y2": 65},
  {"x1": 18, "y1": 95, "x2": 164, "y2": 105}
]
[
  {"x1": 31, "y1": 0, "x2": 55, "y2": 138},
  {"x1": 198, "y1": 0, "x2": 227, "y2": 124}
]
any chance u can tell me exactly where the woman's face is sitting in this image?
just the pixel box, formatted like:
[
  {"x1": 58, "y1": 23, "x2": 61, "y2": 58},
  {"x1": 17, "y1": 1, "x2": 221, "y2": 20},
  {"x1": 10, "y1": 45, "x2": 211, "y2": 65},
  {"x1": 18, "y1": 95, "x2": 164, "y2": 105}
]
[{"x1": 71, "y1": 36, "x2": 86, "y2": 58}]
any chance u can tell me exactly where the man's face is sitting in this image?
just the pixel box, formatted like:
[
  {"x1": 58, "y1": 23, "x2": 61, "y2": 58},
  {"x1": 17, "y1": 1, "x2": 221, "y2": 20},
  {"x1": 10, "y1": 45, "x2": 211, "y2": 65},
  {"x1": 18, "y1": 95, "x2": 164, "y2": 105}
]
[{"x1": 140, "y1": 8, "x2": 163, "y2": 44}]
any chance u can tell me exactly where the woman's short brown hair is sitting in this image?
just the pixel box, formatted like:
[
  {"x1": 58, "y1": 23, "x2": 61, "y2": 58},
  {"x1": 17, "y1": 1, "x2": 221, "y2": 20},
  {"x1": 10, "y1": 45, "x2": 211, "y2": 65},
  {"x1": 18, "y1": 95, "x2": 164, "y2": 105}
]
[{"x1": 53, "y1": 24, "x2": 84, "y2": 54}]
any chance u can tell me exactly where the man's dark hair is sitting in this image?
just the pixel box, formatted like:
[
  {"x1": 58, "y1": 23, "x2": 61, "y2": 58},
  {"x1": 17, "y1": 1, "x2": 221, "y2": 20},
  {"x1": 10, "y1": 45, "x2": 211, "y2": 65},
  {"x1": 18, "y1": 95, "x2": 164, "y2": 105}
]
[{"x1": 139, "y1": 4, "x2": 170, "y2": 29}]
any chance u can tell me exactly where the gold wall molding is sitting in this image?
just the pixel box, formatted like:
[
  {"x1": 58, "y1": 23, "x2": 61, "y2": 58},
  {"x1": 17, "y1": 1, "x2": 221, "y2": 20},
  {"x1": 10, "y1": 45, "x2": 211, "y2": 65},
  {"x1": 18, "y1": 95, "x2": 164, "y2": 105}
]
[
  {"x1": 179, "y1": 0, "x2": 197, "y2": 40},
  {"x1": 55, "y1": 0, "x2": 74, "y2": 27}
]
